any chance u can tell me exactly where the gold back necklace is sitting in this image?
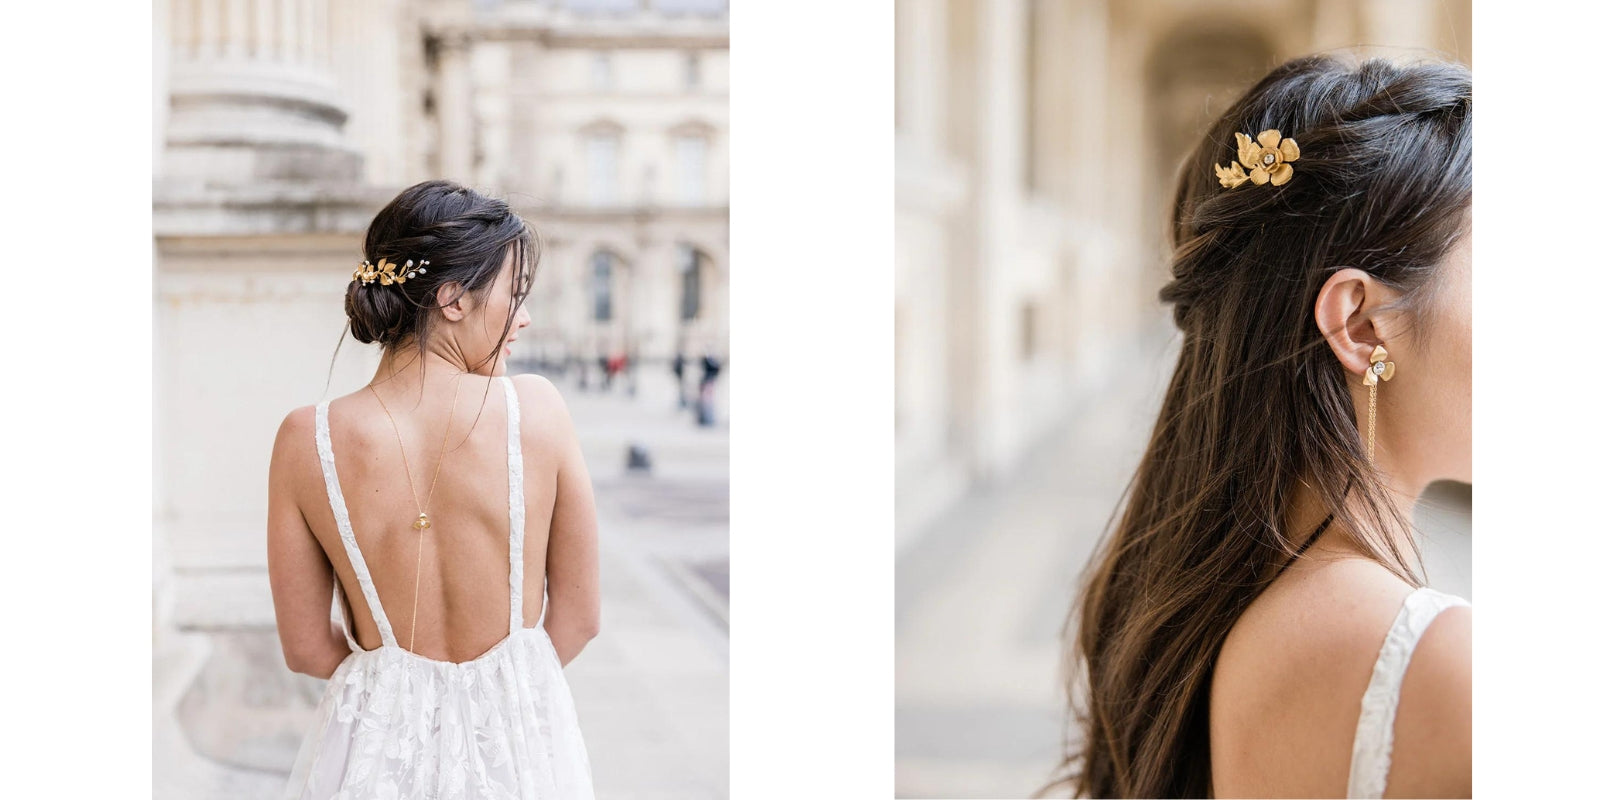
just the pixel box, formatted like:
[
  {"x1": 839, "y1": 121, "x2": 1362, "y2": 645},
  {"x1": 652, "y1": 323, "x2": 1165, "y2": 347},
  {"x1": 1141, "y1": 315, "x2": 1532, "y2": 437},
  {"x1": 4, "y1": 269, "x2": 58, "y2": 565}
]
[{"x1": 368, "y1": 372, "x2": 464, "y2": 651}]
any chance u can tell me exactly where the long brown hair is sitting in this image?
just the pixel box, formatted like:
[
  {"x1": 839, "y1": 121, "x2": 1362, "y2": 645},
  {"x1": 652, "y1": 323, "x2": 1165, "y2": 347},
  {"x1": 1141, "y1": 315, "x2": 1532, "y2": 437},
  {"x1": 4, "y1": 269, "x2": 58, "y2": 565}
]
[{"x1": 1049, "y1": 55, "x2": 1471, "y2": 797}]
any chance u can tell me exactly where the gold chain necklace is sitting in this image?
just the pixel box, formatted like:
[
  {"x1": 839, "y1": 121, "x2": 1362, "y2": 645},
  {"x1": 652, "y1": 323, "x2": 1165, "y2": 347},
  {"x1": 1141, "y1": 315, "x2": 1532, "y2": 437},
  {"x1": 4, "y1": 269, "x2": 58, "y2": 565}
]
[{"x1": 368, "y1": 373, "x2": 463, "y2": 651}]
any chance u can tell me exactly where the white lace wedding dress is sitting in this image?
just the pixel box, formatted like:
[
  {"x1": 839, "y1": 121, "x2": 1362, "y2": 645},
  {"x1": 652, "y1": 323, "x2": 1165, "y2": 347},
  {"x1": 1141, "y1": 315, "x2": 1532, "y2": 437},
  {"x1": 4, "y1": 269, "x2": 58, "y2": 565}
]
[
  {"x1": 1345, "y1": 585, "x2": 1470, "y2": 798},
  {"x1": 284, "y1": 377, "x2": 595, "y2": 799}
]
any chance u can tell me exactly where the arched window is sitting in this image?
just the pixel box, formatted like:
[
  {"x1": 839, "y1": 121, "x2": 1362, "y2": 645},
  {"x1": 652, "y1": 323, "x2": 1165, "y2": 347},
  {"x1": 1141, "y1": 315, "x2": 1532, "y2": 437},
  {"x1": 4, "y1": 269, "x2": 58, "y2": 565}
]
[
  {"x1": 592, "y1": 251, "x2": 615, "y2": 322},
  {"x1": 677, "y1": 244, "x2": 705, "y2": 321}
]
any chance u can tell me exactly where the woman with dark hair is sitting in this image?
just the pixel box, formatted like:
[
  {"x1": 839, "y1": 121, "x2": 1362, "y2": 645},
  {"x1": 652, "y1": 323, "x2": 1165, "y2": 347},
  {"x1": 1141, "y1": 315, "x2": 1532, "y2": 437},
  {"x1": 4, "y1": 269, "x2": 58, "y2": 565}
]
[
  {"x1": 266, "y1": 180, "x2": 599, "y2": 798},
  {"x1": 1050, "y1": 55, "x2": 1472, "y2": 798}
]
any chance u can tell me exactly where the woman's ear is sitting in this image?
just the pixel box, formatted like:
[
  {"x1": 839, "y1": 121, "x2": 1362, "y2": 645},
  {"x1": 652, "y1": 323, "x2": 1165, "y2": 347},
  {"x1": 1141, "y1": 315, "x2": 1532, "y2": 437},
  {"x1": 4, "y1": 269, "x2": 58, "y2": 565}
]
[
  {"x1": 1313, "y1": 268, "x2": 1389, "y2": 377},
  {"x1": 436, "y1": 281, "x2": 472, "y2": 323}
]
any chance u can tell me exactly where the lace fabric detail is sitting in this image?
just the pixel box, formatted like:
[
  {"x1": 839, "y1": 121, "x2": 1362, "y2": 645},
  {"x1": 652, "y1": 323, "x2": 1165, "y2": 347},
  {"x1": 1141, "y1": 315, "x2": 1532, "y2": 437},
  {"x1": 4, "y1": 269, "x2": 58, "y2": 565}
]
[
  {"x1": 504, "y1": 378, "x2": 526, "y2": 632},
  {"x1": 315, "y1": 401, "x2": 397, "y2": 647},
  {"x1": 1345, "y1": 587, "x2": 1470, "y2": 799},
  {"x1": 283, "y1": 628, "x2": 593, "y2": 799},
  {"x1": 289, "y1": 383, "x2": 592, "y2": 799}
]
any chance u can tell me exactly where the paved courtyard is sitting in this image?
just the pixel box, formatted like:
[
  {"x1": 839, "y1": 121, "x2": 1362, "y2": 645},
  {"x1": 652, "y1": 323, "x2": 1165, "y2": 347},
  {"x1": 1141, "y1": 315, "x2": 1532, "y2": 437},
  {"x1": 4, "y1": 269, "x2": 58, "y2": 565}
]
[
  {"x1": 154, "y1": 366, "x2": 729, "y2": 799},
  {"x1": 895, "y1": 337, "x2": 1471, "y2": 798}
]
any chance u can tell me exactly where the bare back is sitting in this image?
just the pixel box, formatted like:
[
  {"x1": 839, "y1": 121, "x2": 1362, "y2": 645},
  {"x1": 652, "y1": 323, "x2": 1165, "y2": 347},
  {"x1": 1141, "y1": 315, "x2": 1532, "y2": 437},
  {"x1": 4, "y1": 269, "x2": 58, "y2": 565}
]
[{"x1": 299, "y1": 373, "x2": 561, "y2": 662}]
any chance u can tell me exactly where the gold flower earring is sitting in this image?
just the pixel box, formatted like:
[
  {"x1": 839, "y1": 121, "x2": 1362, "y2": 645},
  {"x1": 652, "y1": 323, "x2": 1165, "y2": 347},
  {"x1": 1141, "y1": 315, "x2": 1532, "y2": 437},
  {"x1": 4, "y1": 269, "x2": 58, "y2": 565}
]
[{"x1": 1363, "y1": 345, "x2": 1396, "y2": 462}]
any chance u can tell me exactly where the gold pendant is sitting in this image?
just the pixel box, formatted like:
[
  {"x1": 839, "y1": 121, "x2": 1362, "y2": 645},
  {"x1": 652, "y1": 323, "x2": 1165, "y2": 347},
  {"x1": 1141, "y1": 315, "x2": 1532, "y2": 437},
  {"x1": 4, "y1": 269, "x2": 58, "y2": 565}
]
[{"x1": 413, "y1": 512, "x2": 430, "y2": 530}]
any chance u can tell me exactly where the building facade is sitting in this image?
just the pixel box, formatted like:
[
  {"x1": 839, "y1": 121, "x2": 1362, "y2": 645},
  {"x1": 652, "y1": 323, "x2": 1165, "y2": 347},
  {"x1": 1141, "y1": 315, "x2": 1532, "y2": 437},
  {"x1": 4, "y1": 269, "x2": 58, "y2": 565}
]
[{"x1": 438, "y1": 0, "x2": 731, "y2": 368}]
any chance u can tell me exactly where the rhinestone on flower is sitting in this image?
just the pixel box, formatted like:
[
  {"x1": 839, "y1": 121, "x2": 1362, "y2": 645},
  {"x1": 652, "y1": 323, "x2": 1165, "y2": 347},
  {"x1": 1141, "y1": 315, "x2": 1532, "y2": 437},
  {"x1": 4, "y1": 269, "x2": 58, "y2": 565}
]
[
  {"x1": 1217, "y1": 129, "x2": 1300, "y2": 188},
  {"x1": 1363, "y1": 345, "x2": 1396, "y2": 386}
]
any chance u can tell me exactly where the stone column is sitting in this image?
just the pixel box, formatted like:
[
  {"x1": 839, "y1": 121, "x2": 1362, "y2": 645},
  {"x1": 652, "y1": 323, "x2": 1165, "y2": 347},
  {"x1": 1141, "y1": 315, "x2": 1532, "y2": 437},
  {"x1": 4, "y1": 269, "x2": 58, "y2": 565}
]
[
  {"x1": 895, "y1": 0, "x2": 948, "y2": 153},
  {"x1": 435, "y1": 32, "x2": 476, "y2": 182},
  {"x1": 162, "y1": 0, "x2": 365, "y2": 196},
  {"x1": 895, "y1": 0, "x2": 971, "y2": 545},
  {"x1": 327, "y1": 0, "x2": 416, "y2": 187},
  {"x1": 155, "y1": 0, "x2": 383, "y2": 608},
  {"x1": 636, "y1": 232, "x2": 677, "y2": 361}
]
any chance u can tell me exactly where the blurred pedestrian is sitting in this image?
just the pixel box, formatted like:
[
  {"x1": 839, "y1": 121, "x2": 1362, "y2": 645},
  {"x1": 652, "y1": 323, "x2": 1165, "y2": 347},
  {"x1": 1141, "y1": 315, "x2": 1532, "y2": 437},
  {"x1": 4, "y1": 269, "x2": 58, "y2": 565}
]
[
  {"x1": 624, "y1": 346, "x2": 638, "y2": 397},
  {"x1": 672, "y1": 351, "x2": 687, "y2": 409},
  {"x1": 697, "y1": 352, "x2": 722, "y2": 427}
]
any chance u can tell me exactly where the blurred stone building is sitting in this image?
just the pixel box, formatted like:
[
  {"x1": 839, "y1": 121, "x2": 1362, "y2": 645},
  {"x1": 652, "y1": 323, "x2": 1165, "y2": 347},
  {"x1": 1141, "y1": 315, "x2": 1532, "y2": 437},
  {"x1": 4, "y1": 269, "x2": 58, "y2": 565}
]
[
  {"x1": 895, "y1": 2, "x2": 1472, "y2": 796},
  {"x1": 894, "y1": 0, "x2": 1471, "y2": 545},
  {"x1": 153, "y1": 0, "x2": 727, "y2": 784}
]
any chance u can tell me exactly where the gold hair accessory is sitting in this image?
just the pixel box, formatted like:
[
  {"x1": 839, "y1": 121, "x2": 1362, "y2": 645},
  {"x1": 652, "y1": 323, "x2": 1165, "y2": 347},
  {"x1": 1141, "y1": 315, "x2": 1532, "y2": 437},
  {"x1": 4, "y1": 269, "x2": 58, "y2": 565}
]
[
  {"x1": 1362, "y1": 345, "x2": 1395, "y2": 462},
  {"x1": 1216, "y1": 129, "x2": 1300, "y2": 188},
  {"x1": 353, "y1": 258, "x2": 430, "y2": 286}
]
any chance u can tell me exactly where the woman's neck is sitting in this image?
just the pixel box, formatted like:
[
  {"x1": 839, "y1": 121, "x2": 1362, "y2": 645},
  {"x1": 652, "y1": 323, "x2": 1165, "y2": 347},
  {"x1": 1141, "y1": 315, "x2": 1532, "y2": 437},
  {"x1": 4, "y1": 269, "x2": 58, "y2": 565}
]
[
  {"x1": 1287, "y1": 470, "x2": 1425, "y2": 576},
  {"x1": 370, "y1": 345, "x2": 475, "y2": 393}
]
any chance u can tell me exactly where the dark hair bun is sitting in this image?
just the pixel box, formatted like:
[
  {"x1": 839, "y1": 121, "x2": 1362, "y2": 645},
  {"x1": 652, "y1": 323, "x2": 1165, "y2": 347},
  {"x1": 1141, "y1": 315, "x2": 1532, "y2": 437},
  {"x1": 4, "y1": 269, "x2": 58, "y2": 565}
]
[
  {"x1": 345, "y1": 277, "x2": 416, "y2": 345},
  {"x1": 344, "y1": 179, "x2": 537, "y2": 353}
]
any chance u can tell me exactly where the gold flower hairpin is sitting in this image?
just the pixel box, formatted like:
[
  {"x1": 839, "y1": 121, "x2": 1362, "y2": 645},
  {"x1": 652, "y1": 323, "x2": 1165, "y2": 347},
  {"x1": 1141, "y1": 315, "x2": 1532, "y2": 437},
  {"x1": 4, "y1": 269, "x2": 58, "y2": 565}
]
[
  {"x1": 1215, "y1": 129, "x2": 1300, "y2": 188},
  {"x1": 352, "y1": 257, "x2": 429, "y2": 286}
]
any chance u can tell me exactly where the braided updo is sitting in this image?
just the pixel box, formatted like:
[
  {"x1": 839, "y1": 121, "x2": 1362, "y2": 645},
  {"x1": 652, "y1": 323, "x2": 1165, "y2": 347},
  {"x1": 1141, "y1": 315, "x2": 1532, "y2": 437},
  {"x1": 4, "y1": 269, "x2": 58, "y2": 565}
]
[
  {"x1": 345, "y1": 180, "x2": 536, "y2": 363},
  {"x1": 1162, "y1": 54, "x2": 1471, "y2": 338},
  {"x1": 1059, "y1": 54, "x2": 1471, "y2": 798}
]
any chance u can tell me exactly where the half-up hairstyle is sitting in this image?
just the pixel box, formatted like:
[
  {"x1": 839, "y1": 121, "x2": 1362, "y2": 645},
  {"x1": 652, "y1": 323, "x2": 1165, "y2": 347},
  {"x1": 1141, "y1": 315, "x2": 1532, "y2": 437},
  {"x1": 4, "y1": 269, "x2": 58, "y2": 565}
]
[
  {"x1": 343, "y1": 179, "x2": 537, "y2": 375},
  {"x1": 1048, "y1": 54, "x2": 1471, "y2": 798}
]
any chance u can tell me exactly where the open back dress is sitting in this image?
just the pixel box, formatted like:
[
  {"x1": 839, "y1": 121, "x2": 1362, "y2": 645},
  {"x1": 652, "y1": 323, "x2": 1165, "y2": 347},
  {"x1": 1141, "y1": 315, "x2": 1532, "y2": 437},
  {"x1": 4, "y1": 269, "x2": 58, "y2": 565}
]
[{"x1": 284, "y1": 376, "x2": 594, "y2": 800}]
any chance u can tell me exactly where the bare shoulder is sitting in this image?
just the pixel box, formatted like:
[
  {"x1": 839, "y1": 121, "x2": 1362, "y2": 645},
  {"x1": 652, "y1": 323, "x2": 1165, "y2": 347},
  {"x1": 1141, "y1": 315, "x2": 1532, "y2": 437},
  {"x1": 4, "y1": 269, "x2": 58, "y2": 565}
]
[
  {"x1": 508, "y1": 373, "x2": 578, "y2": 437},
  {"x1": 269, "y1": 405, "x2": 322, "y2": 503},
  {"x1": 1221, "y1": 556, "x2": 1418, "y2": 678},
  {"x1": 509, "y1": 373, "x2": 568, "y2": 414},
  {"x1": 271, "y1": 405, "x2": 319, "y2": 467},
  {"x1": 1210, "y1": 558, "x2": 1418, "y2": 796},
  {"x1": 1384, "y1": 602, "x2": 1471, "y2": 797},
  {"x1": 509, "y1": 371, "x2": 560, "y2": 400}
]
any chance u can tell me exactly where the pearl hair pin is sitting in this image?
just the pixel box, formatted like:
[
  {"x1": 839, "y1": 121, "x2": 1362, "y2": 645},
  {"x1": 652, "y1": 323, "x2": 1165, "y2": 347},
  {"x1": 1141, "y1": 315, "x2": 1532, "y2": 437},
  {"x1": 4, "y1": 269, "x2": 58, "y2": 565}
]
[{"x1": 353, "y1": 258, "x2": 431, "y2": 286}]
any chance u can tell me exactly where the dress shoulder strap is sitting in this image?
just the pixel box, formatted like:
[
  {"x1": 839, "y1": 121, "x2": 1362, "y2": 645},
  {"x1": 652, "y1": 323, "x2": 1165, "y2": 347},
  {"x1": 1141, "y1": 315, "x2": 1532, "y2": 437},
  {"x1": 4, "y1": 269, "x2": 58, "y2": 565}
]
[
  {"x1": 330, "y1": 575, "x2": 362, "y2": 651},
  {"x1": 1345, "y1": 586, "x2": 1470, "y2": 798},
  {"x1": 314, "y1": 400, "x2": 397, "y2": 648},
  {"x1": 502, "y1": 376, "x2": 530, "y2": 632}
]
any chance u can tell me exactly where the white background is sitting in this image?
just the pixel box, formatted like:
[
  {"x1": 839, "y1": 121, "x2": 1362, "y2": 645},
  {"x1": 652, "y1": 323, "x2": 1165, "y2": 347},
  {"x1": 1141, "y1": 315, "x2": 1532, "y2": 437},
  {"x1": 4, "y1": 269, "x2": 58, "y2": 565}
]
[{"x1": 0, "y1": 1, "x2": 1592, "y2": 797}]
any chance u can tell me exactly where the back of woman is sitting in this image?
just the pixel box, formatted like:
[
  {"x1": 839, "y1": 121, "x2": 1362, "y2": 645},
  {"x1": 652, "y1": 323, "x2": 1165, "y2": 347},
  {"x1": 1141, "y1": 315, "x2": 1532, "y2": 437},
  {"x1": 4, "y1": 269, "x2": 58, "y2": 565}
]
[
  {"x1": 1044, "y1": 55, "x2": 1472, "y2": 798},
  {"x1": 312, "y1": 375, "x2": 563, "y2": 662},
  {"x1": 267, "y1": 180, "x2": 601, "y2": 800}
]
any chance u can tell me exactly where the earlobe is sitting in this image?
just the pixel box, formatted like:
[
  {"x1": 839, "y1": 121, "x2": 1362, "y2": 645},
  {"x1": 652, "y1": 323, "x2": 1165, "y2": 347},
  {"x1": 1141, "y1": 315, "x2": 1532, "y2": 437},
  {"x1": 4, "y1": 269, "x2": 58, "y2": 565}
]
[{"x1": 1314, "y1": 268, "x2": 1383, "y2": 378}]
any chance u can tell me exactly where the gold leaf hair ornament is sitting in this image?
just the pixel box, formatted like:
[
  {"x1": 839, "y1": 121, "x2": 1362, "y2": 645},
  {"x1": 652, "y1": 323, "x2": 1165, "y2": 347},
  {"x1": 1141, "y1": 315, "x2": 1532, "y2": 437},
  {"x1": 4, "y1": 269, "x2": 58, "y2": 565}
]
[
  {"x1": 353, "y1": 257, "x2": 430, "y2": 286},
  {"x1": 1215, "y1": 160, "x2": 1249, "y2": 189},
  {"x1": 1216, "y1": 129, "x2": 1300, "y2": 188}
]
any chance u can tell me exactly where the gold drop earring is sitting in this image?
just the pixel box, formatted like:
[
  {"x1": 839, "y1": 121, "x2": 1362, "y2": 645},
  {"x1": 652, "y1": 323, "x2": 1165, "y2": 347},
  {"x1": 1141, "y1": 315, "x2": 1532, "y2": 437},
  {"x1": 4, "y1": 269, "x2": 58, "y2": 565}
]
[{"x1": 1363, "y1": 345, "x2": 1396, "y2": 462}]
